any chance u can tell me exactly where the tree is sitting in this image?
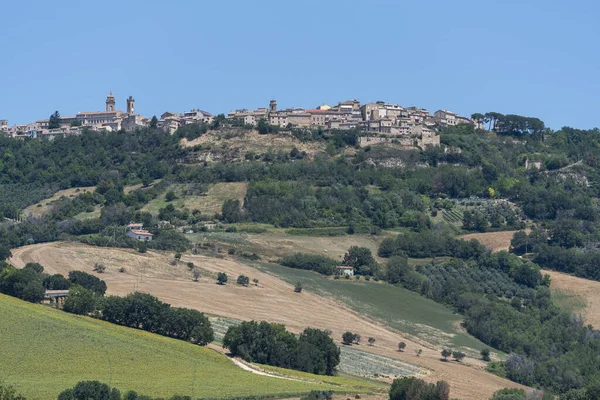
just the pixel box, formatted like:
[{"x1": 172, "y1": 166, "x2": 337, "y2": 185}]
[
  {"x1": 217, "y1": 272, "x2": 228, "y2": 285},
  {"x1": 398, "y1": 342, "x2": 406, "y2": 352},
  {"x1": 165, "y1": 190, "x2": 177, "y2": 202},
  {"x1": 257, "y1": 118, "x2": 270, "y2": 134},
  {"x1": 59, "y1": 381, "x2": 111, "y2": 400},
  {"x1": 343, "y1": 246, "x2": 377, "y2": 276},
  {"x1": 368, "y1": 337, "x2": 376, "y2": 346},
  {"x1": 68, "y1": 271, "x2": 107, "y2": 295},
  {"x1": 481, "y1": 348, "x2": 491, "y2": 362},
  {"x1": 489, "y1": 388, "x2": 526, "y2": 400},
  {"x1": 441, "y1": 349, "x2": 452, "y2": 361},
  {"x1": 252, "y1": 278, "x2": 259, "y2": 286},
  {"x1": 353, "y1": 333, "x2": 361, "y2": 345},
  {"x1": 138, "y1": 241, "x2": 147, "y2": 253},
  {"x1": 63, "y1": 285, "x2": 98, "y2": 315},
  {"x1": 222, "y1": 199, "x2": 242, "y2": 223},
  {"x1": 192, "y1": 267, "x2": 201, "y2": 281},
  {"x1": 48, "y1": 111, "x2": 61, "y2": 129},
  {"x1": 342, "y1": 331, "x2": 354, "y2": 345},
  {"x1": 149, "y1": 115, "x2": 158, "y2": 129},
  {"x1": 24, "y1": 262, "x2": 44, "y2": 274},
  {"x1": 415, "y1": 349, "x2": 422, "y2": 357},
  {"x1": 389, "y1": 377, "x2": 450, "y2": 400},
  {"x1": 452, "y1": 351, "x2": 465, "y2": 362},
  {"x1": 294, "y1": 281, "x2": 303, "y2": 293},
  {"x1": 174, "y1": 252, "x2": 182, "y2": 260},
  {"x1": 93, "y1": 262, "x2": 106, "y2": 273},
  {"x1": 236, "y1": 275, "x2": 250, "y2": 286}
]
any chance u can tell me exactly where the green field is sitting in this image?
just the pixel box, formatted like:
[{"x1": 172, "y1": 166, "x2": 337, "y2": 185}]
[
  {"x1": 0, "y1": 294, "x2": 376, "y2": 399},
  {"x1": 255, "y1": 263, "x2": 489, "y2": 351},
  {"x1": 142, "y1": 182, "x2": 247, "y2": 215}
]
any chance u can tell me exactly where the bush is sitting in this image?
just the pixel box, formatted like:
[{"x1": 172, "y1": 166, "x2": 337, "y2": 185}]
[
  {"x1": 294, "y1": 281, "x2": 303, "y2": 293},
  {"x1": 481, "y1": 348, "x2": 491, "y2": 362},
  {"x1": 398, "y1": 342, "x2": 406, "y2": 351},
  {"x1": 93, "y1": 263, "x2": 106, "y2": 273},
  {"x1": 217, "y1": 272, "x2": 228, "y2": 285},
  {"x1": 236, "y1": 275, "x2": 250, "y2": 286},
  {"x1": 0, "y1": 381, "x2": 26, "y2": 400},
  {"x1": 342, "y1": 331, "x2": 354, "y2": 345}
]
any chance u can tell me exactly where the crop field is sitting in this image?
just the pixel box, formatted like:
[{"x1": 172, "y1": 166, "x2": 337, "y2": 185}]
[
  {"x1": 9, "y1": 242, "x2": 525, "y2": 400},
  {"x1": 459, "y1": 230, "x2": 519, "y2": 252},
  {"x1": 142, "y1": 182, "x2": 247, "y2": 215},
  {"x1": 0, "y1": 293, "x2": 368, "y2": 400},
  {"x1": 442, "y1": 209, "x2": 463, "y2": 224},
  {"x1": 22, "y1": 186, "x2": 96, "y2": 217},
  {"x1": 188, "y1": 230, "x2": 386, "y2": 261},
  {"x1": 255, "y1": 263, "x2": 485, "y2": 351},
  {"x1": 543, "y1": 269, "x2": 600, "y2": 328}
]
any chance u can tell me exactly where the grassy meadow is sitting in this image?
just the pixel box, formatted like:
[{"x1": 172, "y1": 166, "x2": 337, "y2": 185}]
[{"x1": 0, "y1": 294, "x2": 374, "y2": 399}]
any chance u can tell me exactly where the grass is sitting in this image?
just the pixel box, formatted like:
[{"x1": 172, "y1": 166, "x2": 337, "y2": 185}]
[
  {"x1": 255, "y1": 263, "x2": 489, "y2": 351},
  {"x1": 73, "y1": 206, "x2": 101, "y2": 220},
  {"x1": 257, "y1": 364, "x2": 387, "y2": 391},
  {"x1": 0, "y1": 294, "x2": 371, "y2": 399},
  {"x1": 22, "y1": 186, "x2": 96, "y2": 217},
  {"x1": 552, "y1": 288, "x2": 587, "y2": 314},
  {"x1": 142, "y1": 182, "x2": 247, "y2": 215}
]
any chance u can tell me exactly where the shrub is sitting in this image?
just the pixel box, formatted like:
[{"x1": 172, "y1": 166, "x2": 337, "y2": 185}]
[
  {"x1": 217, "y1": 272, "x2": 228, "y2": 285},
  {"x1": 236, "y1": 275, "x2": 250, "y2": 286},
  {"x1": 481, "y1": 348, "x2": 491, "y2": 362},
  {"x1": 342, "y1": 331, "x2": 354, "y2": 345},
  {"x1": 192, "y1": 268, "x2": 201, "y2": 281},
  {"x1": 398, "y1": 342, "x2": 406, "y2": 351},
  {"x1": 93, "y1": 263, "x2": 106, "y2": 273},
  {"x1": 294, "y1": 281, "x2": 303, "y2": 293}
]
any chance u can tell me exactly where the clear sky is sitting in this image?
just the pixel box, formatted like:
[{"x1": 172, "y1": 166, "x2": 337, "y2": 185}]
[{"x1": 1, "y1": 0, "x2": 599, "y2": 129}]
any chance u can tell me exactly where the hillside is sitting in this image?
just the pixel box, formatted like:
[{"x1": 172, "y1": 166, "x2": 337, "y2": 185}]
[
  {"x1": 9, "y1": 242, "x2": 526, "y2": 400},
  {"x1": 0, "y1": 293, "x2": 383, "y2": 399}
]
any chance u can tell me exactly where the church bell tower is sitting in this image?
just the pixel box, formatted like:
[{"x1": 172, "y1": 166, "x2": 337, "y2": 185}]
[
  {"x1": 106, "y1": 91, "x2": 116, "y2": 112},
  {"x1": 126, "y1": 96, "x2": 135, "y2": 115}
]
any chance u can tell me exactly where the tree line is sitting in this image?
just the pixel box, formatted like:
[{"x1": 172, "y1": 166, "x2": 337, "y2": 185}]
[{"x1": 223, "y1": 321, "x2": 340, "y2": 376}]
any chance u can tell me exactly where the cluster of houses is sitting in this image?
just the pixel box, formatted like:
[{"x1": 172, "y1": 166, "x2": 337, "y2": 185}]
[
  {"x1": 1, "y1": 94, "x2": 479, "y2": 148},
  {"x1": 229, "y1": 99, "x2": 479, "y2": 148},
  {"x1": 0, "y1": 93, "x2": 214, "y2": 139}
]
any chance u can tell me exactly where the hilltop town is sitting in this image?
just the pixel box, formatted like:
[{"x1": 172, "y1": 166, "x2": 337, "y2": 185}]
[{"x1": 0, "y1": 93, "x2": 483, "y2": 148}]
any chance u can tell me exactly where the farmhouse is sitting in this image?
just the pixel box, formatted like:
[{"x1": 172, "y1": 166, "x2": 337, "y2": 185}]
[
  {"x1": 127, "y1": 223, "x2": 153, "y2": 241},
  {"x1": 336, "y1": 266, "x2": 354, "y2": 276}
]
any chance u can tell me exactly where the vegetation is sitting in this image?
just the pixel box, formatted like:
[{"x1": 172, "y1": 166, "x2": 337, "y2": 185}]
[
  {"x1": 389, "y1": 377, "x2": 450, "y2": 400},
  {"x1": 3, "y1": 113, "x2": 600, "y2": 396},
  {"x1": 223, "y1": 321, "x2": 340, "y2": 376},
  {"x1": 0, "y1": 293, "x2": 342, "y2": 399}
]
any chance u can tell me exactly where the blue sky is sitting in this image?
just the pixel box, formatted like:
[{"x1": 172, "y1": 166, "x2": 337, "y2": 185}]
[{"x1": 1, "y1": 0, "x2": 599, "y2": 129}]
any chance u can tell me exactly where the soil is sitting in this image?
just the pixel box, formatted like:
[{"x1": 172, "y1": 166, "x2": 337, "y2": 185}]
[{"x1": 9, "y1": 242, "x2": 526, "y2": 400}]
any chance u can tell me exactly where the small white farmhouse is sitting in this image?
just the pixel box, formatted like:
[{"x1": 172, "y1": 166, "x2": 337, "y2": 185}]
[
  {"x1": 336, "y1": 266, "x2": 354, "y2": 276},
  {"x1": 126, "y1": 223, "x2": 153, "y2": 241}
]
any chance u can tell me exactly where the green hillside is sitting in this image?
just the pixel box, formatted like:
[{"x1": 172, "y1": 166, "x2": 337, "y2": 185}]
[{"x1": 0, "y1": 294, "x2": 376, "y2": 399}]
